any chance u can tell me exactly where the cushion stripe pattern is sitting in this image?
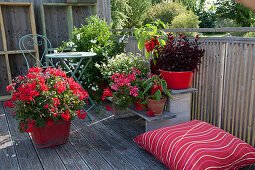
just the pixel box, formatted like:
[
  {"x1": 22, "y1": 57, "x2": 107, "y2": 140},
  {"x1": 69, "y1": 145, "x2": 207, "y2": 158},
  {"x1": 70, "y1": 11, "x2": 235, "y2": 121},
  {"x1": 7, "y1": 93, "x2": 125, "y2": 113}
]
[{"x1": 133, "y1": 120, "x2": 255, "y2": 170}]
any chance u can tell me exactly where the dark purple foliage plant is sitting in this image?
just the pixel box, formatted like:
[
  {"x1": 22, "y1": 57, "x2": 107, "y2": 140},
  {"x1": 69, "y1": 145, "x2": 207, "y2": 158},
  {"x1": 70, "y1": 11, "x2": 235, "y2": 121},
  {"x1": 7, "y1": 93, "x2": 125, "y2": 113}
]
[{"x1": 155, "y1": 33, "x2": 205, "y2": 72}]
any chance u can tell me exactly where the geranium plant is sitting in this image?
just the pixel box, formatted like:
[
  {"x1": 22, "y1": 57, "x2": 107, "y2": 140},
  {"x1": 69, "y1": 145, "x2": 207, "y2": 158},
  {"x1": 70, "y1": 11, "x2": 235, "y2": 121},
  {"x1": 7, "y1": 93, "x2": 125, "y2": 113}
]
[
  {"x1": 4, "y1": 67, "x2": 88, "y2": 133},
  {"x1": 142, "y1": 74, "x2": 172, "y2": 102},
  {"x1": 155, "y1": 33, "x2": 205, "y2": 71},
  {"x1": 101, "y1": 67, "x2": 145, "y2": 110}
]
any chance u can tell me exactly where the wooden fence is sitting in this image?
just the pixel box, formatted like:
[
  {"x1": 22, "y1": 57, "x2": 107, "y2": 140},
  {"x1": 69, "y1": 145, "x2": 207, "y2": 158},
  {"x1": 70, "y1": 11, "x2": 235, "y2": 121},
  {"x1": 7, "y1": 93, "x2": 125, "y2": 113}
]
[
  {"x1": 119, "y1": 29, "x2": 255, "y2": 147},
  {"x1": 0, "y1": 0, "x2": 110, "y2": 99}
]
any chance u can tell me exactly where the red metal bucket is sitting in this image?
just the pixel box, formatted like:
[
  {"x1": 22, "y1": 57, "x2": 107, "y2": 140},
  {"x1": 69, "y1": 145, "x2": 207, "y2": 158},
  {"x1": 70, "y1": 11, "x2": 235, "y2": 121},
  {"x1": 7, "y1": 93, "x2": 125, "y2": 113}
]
[
  {"x1": 160, "y1": 70, "x2": 194, "y2": 89},
  {"x1": 31, "y1": 120, "x2": 71, "y2": 148}
]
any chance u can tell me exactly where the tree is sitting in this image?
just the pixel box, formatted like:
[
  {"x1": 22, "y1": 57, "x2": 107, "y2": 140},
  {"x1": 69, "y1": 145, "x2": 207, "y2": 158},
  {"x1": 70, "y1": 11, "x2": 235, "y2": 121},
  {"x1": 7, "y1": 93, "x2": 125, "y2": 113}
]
[
  {"x1": 111, "y1": 0, "x2": 151, "y2": 29},
  {"x1": 215, "y1": 0, "x2": 253, "y2": 27}
]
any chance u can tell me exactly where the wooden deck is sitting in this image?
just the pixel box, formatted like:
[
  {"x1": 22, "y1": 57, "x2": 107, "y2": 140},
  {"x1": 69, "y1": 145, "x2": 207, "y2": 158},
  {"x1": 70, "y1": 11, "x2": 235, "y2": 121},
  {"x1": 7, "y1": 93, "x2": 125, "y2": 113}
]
[{"x1": 0, "y1": 102, "x2": 168, "y2": 170}]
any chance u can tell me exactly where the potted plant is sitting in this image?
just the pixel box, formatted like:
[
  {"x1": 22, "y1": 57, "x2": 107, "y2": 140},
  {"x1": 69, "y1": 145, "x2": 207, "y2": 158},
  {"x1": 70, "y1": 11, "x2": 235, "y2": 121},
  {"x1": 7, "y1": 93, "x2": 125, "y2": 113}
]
[
  {"x1": 134, "y1": 21, "x2": 166, "y2": 74},
  {"x1": 98, "y1": 53, "x2": 150, "y2": 111},
  {"x1": 4, "y1": 67, "x2": 89, "y2": 148},
  {"x1": 101, "y1": 67, "x2": 147, "y2": 116},
  {"x1": 155, "y1": 33, "x2": 205, "y2": 89},
  {"x1": 142, "y1": 74, "x2": 173, "y2": 115}
]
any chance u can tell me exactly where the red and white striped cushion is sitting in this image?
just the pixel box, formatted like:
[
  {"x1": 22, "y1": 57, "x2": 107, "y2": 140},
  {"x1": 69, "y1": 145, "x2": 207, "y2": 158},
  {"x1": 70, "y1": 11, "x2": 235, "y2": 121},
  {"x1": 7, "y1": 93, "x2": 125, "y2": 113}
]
[{"x1": 134, "y1": 120, "x2": 255, "y2": 170}]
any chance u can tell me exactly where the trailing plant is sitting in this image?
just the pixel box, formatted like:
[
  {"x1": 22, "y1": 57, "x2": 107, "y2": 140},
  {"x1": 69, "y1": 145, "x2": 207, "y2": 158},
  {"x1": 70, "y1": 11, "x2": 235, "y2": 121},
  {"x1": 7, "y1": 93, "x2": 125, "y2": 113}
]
[
  {"x1": 142, "y1": 74, "x2": 172, "y2": 102},
  {"x1": 4, "y1": 67, "x2": 88, "y2": 133},
  {"x1": 155, "y1": 33, "x2": 205, "y2": 72}
]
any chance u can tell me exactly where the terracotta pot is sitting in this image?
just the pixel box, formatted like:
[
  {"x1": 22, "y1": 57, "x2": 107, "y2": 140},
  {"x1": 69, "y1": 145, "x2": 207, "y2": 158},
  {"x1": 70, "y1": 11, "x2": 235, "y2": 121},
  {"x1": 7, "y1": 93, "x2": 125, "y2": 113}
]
[
  {"x1": 134, "y1": 100, "x2": 147, "y2": 111},
  {"x1": 159, "y1": 70, "x2": 194, "y2": 89},
  {"x1": 31, "y1": 120, "x2": 71, "y2": 148},
  {"x1": 146, "y1": 97, "x2": 167, "y2": 115}
]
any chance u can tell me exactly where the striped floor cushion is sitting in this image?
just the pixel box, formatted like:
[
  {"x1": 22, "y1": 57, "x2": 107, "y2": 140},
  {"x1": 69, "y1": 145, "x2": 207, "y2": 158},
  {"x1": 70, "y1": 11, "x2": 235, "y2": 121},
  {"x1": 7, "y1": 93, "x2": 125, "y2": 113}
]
[{"x1": 134, "y1": 120, "x2": 255, "y2": 170}]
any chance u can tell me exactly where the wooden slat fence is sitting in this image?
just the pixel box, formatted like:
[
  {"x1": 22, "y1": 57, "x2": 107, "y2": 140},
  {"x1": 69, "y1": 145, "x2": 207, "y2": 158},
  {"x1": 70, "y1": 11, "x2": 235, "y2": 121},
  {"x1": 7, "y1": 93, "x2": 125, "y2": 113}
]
[{"x1": 122, "y1": 35, "x2": 255, "y2": 147}]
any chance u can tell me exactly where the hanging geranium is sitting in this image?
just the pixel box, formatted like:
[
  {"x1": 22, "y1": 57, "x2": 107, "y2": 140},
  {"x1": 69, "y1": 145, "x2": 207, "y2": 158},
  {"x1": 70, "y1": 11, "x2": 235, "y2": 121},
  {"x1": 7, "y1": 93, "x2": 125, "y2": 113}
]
[{"x1": 4, "y1": 67, "x2": 88, "y2": 133}]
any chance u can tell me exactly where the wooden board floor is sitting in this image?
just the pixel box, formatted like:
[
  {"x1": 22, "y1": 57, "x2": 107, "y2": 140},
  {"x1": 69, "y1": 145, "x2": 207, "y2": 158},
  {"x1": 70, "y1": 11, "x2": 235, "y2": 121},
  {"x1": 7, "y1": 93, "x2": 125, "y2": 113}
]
[{"x1": 0, "y1": 102, "x2": 168, "y2": 170}]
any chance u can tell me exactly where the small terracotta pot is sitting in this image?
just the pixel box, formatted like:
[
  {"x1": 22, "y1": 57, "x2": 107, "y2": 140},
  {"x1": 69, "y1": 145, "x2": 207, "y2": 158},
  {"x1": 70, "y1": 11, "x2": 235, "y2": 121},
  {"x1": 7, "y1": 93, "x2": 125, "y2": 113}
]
[{"x1": 146, "y1": 96, "x2": 167, "y2": 115}]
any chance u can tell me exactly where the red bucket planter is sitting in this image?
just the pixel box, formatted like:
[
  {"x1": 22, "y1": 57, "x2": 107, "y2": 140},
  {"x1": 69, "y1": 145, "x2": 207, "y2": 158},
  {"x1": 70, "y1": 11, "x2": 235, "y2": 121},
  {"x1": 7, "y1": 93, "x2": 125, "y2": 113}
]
[
  {"x1": 31, "y1": 120, "x2": 71, "y2": 148},
  {"x1": 159, "y1": 70, "x2": 194, "y2": 89}
]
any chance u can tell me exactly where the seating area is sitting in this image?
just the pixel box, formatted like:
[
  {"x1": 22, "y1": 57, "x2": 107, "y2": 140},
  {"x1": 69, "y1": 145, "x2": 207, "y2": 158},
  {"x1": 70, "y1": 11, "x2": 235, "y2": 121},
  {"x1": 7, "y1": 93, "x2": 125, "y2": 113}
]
[{"x1": 1, "y1": 1, "x2": 255, "y2": 170}]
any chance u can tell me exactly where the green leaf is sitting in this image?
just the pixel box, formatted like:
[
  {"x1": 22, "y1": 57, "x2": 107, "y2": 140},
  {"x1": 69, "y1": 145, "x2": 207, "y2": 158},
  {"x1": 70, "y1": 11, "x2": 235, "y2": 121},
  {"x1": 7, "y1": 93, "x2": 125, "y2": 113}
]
[
  {"x1": 154, "y1": 89, "x2": 161, "y2": 102},
  {"x1": 138, "y1": 37, "x2": 145, "y2": 51},
  {"x1": 143, "y1": 82, "x2": 152, "y2": 94},
  {"x1": 161, "y1": 80, "x2": 167, "y2": 93},
  {"x1": 145, "y1": 50, "x2": 150, "y2": 59},
  {"x1": 158, "y1": 38, "x2": 165, "y2": 46},
  {"x1": 166, "y1": 91, "x2": 173, "y2": 100}
]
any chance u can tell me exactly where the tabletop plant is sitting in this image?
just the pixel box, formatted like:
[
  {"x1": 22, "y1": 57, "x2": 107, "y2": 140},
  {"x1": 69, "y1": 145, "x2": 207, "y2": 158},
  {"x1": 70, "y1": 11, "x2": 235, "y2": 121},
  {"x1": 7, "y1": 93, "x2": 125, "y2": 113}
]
[{"x1": 4, "y1": 67, "x2": 88, "y2": 133}]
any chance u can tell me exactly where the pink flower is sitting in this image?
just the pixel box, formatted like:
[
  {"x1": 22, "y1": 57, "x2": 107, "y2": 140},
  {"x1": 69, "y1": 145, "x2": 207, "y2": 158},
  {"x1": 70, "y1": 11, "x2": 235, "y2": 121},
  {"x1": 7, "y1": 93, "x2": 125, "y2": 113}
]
[{"x1": 129, "y1": 86, "x2": 138, "y2": 97}]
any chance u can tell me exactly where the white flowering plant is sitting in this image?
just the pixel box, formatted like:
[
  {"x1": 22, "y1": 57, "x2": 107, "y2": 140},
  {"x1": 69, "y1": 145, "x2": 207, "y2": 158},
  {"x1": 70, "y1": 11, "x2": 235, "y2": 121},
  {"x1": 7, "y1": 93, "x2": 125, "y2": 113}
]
[
  {"x1": 57, "y1": 16, "x2": 126, "y2": 103},
  {"x1": 97, "y1": 53, "x2": 150, "y2": 82}
]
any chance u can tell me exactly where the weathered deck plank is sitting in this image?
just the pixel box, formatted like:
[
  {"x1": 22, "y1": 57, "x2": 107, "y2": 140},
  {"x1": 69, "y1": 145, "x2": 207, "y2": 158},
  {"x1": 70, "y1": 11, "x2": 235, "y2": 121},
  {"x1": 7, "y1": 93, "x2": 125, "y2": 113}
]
[
  {"x1": 78, "y1": 110, "x2": 168, "y2": 170},
  {"x1": 3, "y1": 103, "x2": 44, "y2": 170},
  {"x1": 72, "y1": 118, "x2": 138, "y2": 170},
  {"x1": 69, "y1": 125, "x2": 114, "y2": 169},
  {"x1": 0, "y1": 102, "x2": 20, "y2": 170},
  {"x1": 1, "y1": 102, "x2": 170, "y2": 170},
  {"x1": 91, "y1": 110, "x2": 168, "y2": 169}
]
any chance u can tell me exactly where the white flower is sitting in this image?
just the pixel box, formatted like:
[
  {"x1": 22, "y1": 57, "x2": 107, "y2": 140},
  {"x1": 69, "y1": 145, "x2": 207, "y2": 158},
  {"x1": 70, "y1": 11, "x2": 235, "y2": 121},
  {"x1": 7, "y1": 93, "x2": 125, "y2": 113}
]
[
  {"x1": 95, "y1": 63, "x2": 100, "y2": 68},
  {"x1": 73, "y1": 48, "x2": 76, "y2": 51},
  {"x1": 76, "y1": 34, "x2": 81, "y2": 40},
  {"x1": 91, "y1": 40, "x2": 97, "y2": 43},
  {"x1": 90, "y1": 48, "x2": 94, "y2": 52},
  {"x1": 67, "y1": 41, "x2": 75, "y2": 47}
]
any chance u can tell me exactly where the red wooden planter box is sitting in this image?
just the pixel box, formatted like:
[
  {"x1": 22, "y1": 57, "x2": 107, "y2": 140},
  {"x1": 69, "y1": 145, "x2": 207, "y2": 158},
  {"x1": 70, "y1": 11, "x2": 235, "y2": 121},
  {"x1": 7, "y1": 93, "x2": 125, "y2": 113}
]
[{"x1": 31, "y1": 120, "x2": 71, "y2": 148}]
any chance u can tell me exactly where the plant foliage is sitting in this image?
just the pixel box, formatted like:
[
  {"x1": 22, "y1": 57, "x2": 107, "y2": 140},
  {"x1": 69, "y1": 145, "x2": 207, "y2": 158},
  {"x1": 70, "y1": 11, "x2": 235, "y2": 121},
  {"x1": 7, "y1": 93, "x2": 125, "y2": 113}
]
[
  {"x1": 4, "y1": 67, "x2": 88, "y2": 133},
  {"x1": 155, "y1": 33, "x2": 205, "y2": 72}
]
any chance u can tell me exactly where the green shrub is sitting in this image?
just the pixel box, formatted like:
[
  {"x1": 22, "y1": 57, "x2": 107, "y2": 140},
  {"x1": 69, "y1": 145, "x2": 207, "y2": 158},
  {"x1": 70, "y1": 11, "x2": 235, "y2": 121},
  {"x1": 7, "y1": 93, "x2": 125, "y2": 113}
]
[
  {"x1": 170, "y1": 11, "x2": 200, "y2": 37},
  {"x1": 244, "y1": 32, "x2": 255, "y2": 37},
  {"x1": 58, "y1": 16, "x2": 125, "y2": 95},
  {"x1": 97, "y1": 52, "x2": 150, "y2": 81},
  {"x1": 144, "y1": 2, "x2": 187, "y2": 28}
]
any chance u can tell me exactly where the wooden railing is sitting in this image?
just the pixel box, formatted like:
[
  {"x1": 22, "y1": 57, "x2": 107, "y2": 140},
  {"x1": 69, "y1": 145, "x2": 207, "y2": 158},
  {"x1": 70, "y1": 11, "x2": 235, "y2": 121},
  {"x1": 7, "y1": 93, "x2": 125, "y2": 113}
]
[{"x1": 114, "y1": 28, "x2": 255, "y2": 147}]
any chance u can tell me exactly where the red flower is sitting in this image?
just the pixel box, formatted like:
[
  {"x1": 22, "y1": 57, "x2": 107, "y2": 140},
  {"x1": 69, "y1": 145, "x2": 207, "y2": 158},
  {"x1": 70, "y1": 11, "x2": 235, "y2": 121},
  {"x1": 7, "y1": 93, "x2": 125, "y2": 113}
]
[
  {"x1": 6, "y1": 85, "x2": 14, "y2": 91},
  {"x1": 4, "y1": 100, "x2": 15, "y2": 108},
  {"x1": 61, "y1": 111, "x2": 70, "y2": 121},
  {"x1": 44, "y1": 104, "x2": 49, "y2": 109},
  {"x1": 106, "y1": 104, "x2": 112, "y2": 111},
  {"x1": 53, "y1": 113, "x2": 58, "y2": 117},
  {"x1": 76, "y1": 110, "x2": 87, "y2": 119},
  {"x1": 47, "y1": 121, "x2": 54, "y2": 127},
  {"x1": 102, "y1": 87, "x2": 113, "y2": 101},
  {"x1": 146, "y1": 110, "x2": 155, "y2": 117}
]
